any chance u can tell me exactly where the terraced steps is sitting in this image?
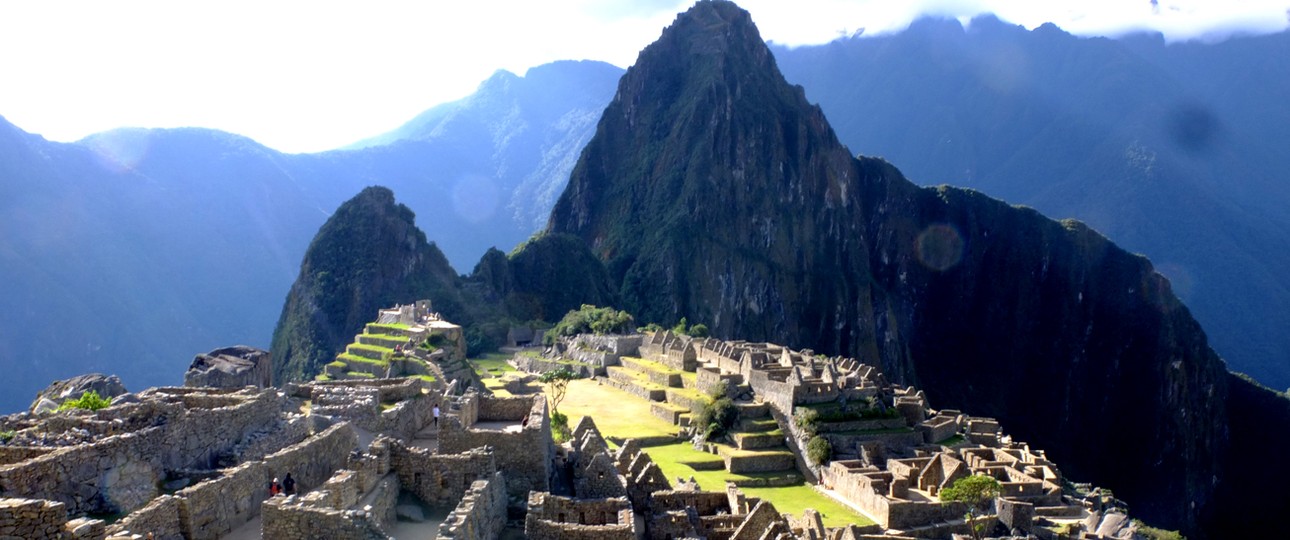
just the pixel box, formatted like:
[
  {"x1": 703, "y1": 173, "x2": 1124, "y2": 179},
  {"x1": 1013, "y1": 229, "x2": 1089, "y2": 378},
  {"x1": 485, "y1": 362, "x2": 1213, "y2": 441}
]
[
  {"x1": 715, "y1": 445, "x2": 797, "y2": 474},
  {"x1": 739, "y1": 418, "x2": 779, "y2": 433},
  {"x1": 735, "y1": 401, "x2": 769, "y2": 419},
  {"x1": 357, "y1": 334, "x2": 407, "y2": 349},
  {"x1": 733, "y1": 430, "x2": 786, "y2": 450},
  {"x1": 345, "y1": 343, "x2": 391, "y2": 361}
]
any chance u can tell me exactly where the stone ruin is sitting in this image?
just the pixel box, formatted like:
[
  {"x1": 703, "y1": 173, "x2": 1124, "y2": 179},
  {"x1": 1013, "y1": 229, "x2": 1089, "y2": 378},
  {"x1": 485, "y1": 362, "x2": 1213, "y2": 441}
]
[
  {"x1": 513, "y1": 329, "x2": 1152, "y2": 539},
  {"x1": 0, "y1": 307, "x2": 1154, "y2": 539},
  {"x1": 183, "y1": 346, "x2": 273, "y2": 389}
]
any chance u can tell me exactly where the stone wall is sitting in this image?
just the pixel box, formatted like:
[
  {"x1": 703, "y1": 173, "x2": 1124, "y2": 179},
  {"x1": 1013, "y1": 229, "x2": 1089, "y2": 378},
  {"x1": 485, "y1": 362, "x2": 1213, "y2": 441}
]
[
  {"x1": 477, "y1": 395, "x2": 536, "y2": 422},
  {"x1": 649, "y1": 490, "x2": 731, "y2": 515},
  {"x1": 0, "y1": 447, "x2": 54, "y2": 466},
  {"x1": 260, "y1": 494, "x2": 388, "y2": 540},
  {"x1": 436, "y1": 472, "x2": 506, "y2": 540},
  {"x1": 158, "y1": 388, "x2": 283, "y2": 471},
  {"x1": 0, "y1": 425, "x2": 166, "y2": 515},
  {"x1": 105, "y1": 495, "x2": 184, "y2": 540},
  {"x1": 0, "y1": 497, "x2": 89, "y2": 540},
  {"x1": 524, "y1": 492, "x2": 634, "y2": 540},
  {"x1": 439, "y1": 395, "x2": 552, "y2": 501},
  {"x1": 390, "y1": 444, "x2": 496, "y2": 507}
]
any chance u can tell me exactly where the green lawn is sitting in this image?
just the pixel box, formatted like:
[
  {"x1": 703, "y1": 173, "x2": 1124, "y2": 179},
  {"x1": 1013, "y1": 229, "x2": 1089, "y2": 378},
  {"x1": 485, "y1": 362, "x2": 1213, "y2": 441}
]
[
  {"x1": 560, "y1": 379, "x2": 678, "y2": 441},
  {"x1": 470, "y1": 352, "x2": 517, "y2": 378},
  {"x1": 741, "y1": 484, "x2": 876, "y2": 528},
  {"x1": 640, "y1": 442, "x2": 875, "y2": 528}
]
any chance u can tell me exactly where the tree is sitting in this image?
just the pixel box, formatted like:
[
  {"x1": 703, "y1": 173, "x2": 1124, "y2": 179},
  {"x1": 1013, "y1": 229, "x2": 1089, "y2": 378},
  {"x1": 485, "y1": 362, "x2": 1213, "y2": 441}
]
[
  {"x1": 939, "y1": 474, "x2": 1002, "y2": 540},
  {"x1": 538, "y1": 367, "x2": 578, "y2": 414}
]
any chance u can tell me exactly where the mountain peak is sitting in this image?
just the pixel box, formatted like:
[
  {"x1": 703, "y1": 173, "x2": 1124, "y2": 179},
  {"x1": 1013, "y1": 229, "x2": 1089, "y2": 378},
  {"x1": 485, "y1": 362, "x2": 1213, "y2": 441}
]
[{"x1": 549, "y1": 0, "x2": 855, "y2": 252}]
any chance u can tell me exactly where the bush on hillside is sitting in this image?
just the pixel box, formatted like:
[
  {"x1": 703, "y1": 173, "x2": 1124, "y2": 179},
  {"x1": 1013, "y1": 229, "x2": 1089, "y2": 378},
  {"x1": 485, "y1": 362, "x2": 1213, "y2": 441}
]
[
  {"x1": 544, "y1": 305, "x2": 635, "y2": 344},
  {"x1": 56, "y1": 391, "x2": 111, "y2": 412},
  {"x1": 806, "y1": 436, "x2": 832, "y2": 465}
]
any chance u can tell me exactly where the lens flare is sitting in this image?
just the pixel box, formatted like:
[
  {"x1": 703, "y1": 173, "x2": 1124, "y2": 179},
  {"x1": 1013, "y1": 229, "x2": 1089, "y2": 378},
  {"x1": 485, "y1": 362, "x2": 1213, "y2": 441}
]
[{"x1": 915, "y1": 223, "x2": 964, "y2": 271}]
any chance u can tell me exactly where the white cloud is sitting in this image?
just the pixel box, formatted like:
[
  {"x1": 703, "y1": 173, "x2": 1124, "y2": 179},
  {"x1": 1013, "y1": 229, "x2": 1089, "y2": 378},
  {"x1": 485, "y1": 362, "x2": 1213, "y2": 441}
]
[{"x1": 0, "y1": 0, "x2": 1285, "y2": 153}]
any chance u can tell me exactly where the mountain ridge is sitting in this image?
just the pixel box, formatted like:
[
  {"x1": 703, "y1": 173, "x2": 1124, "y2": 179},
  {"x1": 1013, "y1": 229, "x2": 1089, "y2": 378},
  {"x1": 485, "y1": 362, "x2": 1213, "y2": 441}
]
[{"x1": 547, "y1": 2, "x2": 1267, "y2": 536}]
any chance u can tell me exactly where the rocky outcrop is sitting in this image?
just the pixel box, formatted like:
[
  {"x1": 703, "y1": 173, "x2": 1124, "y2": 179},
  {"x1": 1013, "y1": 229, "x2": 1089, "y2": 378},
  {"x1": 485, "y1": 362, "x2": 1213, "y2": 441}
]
[
  {"x1": 545, "y1": 1, "x2": 1267, "y2": 536},
  {"x1": 29, "y1": 374, "x2": 127, "y2": 413},
  {"x1": 184, "y1": 345, "x2": 273, "y2": 388}
]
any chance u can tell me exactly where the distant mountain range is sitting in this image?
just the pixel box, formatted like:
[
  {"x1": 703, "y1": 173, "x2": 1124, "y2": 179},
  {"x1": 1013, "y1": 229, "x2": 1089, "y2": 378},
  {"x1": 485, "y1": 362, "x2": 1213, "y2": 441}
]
[
  {"x1": 2, "y1": 12, "x2": 1288, "y2": 415},
  {"x1": 0, "y1": 60, "x2": 621, "y2": 413}
]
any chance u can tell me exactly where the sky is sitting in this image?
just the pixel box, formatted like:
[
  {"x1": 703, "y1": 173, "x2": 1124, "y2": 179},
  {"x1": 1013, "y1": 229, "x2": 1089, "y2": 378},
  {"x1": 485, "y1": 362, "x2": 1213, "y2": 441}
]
[{"x1": 1, "y1": 0, "x2": 1287, "y2": 154}]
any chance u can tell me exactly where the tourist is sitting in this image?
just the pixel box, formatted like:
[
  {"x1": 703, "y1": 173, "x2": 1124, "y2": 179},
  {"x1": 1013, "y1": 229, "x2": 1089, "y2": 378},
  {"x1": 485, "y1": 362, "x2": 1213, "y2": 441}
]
[
  {"x1": 433, "y1": 403, "x2": 440, "y2": 427},
  {"x1": 269, "y1": 477, "x2": 281, "y2": 496},
  {"x1": 283, "y1": 472, "x2": 296, "y2": 495}
]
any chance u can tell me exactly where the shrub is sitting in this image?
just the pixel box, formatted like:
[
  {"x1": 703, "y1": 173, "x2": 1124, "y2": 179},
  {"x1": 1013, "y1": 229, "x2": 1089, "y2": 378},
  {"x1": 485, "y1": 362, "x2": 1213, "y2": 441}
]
[
  {"x1": 0, "y1": 430, "x2": 14, "y2": 444},
  {"x1": 694, "y1": 385, "x2": 738, "y2": 440},
  {"x1": 56, "y1": 390, "x2": 111, "y2": 412},
  {"x1": 806, "y1": 436, "x2": 831, "y2": 465},
  {"x1": 1133, "y1": 521, "x2": 1186, "y2": 540},
  {"x1": 794, "y1": 408, "x2": 821, "y2": 438},
  {"x1": 640, "y1": 323, "x2": 663, "y2": 333},
  {"x1": 688, "y1": 323, "x2": 709, "y2": 338},
  {"x1": 545, "y1": 305, "x2": 635, "y2": 344},
  {"x1": 551, "y1": 411, "x2": 572, "y2": 443}
]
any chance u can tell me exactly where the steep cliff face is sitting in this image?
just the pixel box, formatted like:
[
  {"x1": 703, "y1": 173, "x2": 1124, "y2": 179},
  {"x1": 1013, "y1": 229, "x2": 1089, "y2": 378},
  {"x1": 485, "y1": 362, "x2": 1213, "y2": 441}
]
[
  {"x1": 270, "y1": 186, "x2": 463, "y2": 382},
  {"x1": 548, "y1": 1, "x2": 1238, "y2": 535}
]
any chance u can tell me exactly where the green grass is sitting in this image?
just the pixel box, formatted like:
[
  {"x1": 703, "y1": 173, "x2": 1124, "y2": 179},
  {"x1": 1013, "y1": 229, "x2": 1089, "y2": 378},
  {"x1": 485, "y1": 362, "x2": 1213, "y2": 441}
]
[
  {"x1": 368, "y1": 322, "x2": 410, "y2": 331},
  {"x1": 741, "y1": 485, "x2": 876, "y2": 528},
  {"x1": 640, "y1": 442, "x2": 875, "y2": 528},
  {"x1": 337, "y1": 353, "x2": 386, "y2": 366},
  {"x1": 414, "y1": 374, "x2": 437, "y2": 383},
  {"x1": 561, "y1": 379, "x2": 678, "y2": 441},
  {"x1": 470, "y1": 353, "x2": 517, "y2": 379},
  {"x1": 363, "y1": 332, "x2": 407, "y2": 341},
  {"x1": 936, "y1": 434, "x2": 966, "y2": 446},
  {"x1": 626, "y1": 356, "x2": 686, "y2": 377},
  {"x1": 346, "y1": 372, "x2": 376, "y2": 379},
  {"x1": 348, "y1": 342, "x2": 394, "y2": 354}
]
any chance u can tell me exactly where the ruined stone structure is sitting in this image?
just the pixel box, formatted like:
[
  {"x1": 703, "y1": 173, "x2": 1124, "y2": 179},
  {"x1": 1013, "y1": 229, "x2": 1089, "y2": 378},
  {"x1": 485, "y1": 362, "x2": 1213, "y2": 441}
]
[
  {"x1": 0, "y1": 308, "x2": 1149, "y2": 540},
  {"x1": 520, "y1": 330, "x2": 1149, "y2": 539},
  {"x1": 184, "y1": 346, "x2": 273, "y2": 389}
]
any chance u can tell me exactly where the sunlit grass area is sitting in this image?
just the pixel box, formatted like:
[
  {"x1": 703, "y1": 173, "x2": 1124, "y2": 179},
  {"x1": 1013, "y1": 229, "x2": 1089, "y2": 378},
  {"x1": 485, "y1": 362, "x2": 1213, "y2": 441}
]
[
  {"x1": 741, "y1": 484, "x2": 875, "y2": 528},
  {"x1": 560, "y1": 379, "x2": 678, "y2": 441}
]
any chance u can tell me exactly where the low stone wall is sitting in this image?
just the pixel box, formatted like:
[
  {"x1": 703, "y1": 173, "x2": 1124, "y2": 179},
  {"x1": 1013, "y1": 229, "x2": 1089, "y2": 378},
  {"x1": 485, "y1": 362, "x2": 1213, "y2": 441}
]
[
  {"x1": 824, "y1": 429, "x2": 924, "y2": 451},
  {"x1": 232, "y1": 416, "x2": 311, "y2": 463},
  {"x1": 437, "y1": 472, "x2": 506, "y2": 540},
  {"x1": 106, "y1": 495, "x2": 184, "y2": 540},
  {"x1": 0, "y1": 425, "x2": 166, "y2": 515},
  {"x1": 260, "y1": 494, "x2": 388, "y2": 540},
  {"x1": 525, "y1": 492, "x2": 634, "y2": 540},
  {"x1": 0, "y1": 446, "x2": 54, "y2": 466},
  {"x1": 599, "y1": 374, "x2": 666, "y2": 402},
  {"x1": 390, "y1": 444, "x2": 496, "y2": 506},
  {"x1": 478, "y1": 395, "x2": 535, "y2": 421},
  {"x1": 819, "y1": 418, "x2": 907, "y2": 433},
  {"x1": 0, "y1": 497, "x2": 79, "y2": 540},
  {"x1": 525, "y1": 518, "x2": 634, "y2": 540},
  {"x1": 650, "y1": 490, "x2": 731, "y2": 514}
]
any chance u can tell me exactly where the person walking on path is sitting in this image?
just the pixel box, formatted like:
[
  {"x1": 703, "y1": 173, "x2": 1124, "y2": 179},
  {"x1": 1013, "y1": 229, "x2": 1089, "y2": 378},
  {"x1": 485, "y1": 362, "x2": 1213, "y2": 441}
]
[
  {"x1": 283, "y1": 473, "x2": 296, "y2": 496},
  {"x1": 433, "y1": 403, "x2": 440, "y2": 427},
  {"x1": 269, "y1": 478, "x2": 281, "y2": 496}
]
